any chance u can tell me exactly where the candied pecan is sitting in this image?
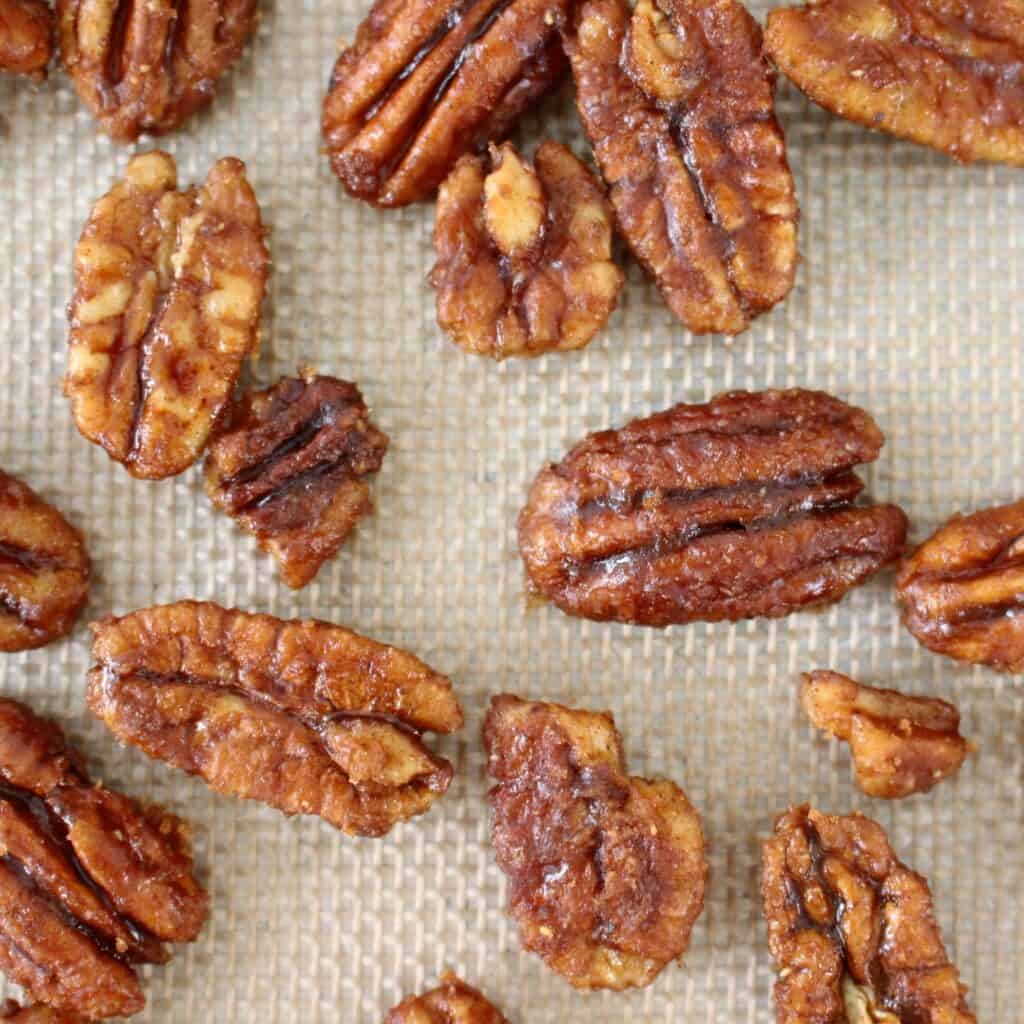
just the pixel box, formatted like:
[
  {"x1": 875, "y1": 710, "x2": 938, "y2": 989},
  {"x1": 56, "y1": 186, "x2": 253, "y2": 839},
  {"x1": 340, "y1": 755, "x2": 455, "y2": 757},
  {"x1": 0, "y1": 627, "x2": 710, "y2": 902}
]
[
  {"x1": 88, "y1": 601, "x2": 463, "y2": 837},
  {"x1": 761, "y1": 805, "x2": 976, "y2": 1024},
  {"x1": 518, "y1": 389, "x2": 907, "y2": 627},
  {"x1": 484, "y1": 695, "x2": 707, "y2": 990},
  {"x1": 802, "y1": 670, "x2": 973, "y2": 798},
  {"x1": 321, "y1": 0, "x2": 568, "y2": 208},
  {"x1": 0, "y1": 0, "x2": 53, "y2": 76},
  {"x1": 765, "y1": 0, "x2": 1024, "y2": 166},
  {"x1": 0, "y1": 699, "x2": 208, "y2": 1020},
  {"x1": 65, "y1": 152, "x2": 268, "y2": 480},
  {"x1": 431, "y1": 141, "x2": 624, "y2": 358},
  {"x1": 1, "y1": 1002, "x2": 82, "y2": 1023},
  {"x1": 563, "y1": 0, "x2": 798, "y2": 335},
  {"x1": 385, "y1": 971, "x2": 508, "y2": 1023}
]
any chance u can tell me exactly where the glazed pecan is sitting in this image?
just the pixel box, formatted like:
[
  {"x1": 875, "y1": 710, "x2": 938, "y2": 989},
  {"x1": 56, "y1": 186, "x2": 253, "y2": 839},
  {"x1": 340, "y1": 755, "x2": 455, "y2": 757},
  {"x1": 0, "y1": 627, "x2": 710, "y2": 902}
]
[
  {"x1": 57, "y1": 0, "x2": 258, "y2": 141},
  {"x1": 0, "y1": 0, "x2": 53, "y2": 76},
  {"x1": 321, "y1": 0, "x2": 568, "y2": 207},
  {"x1": 1, "y1": 1002, "x2": 82, "y2": 1023},
  {"x1": 518, "y1": 389, "x2": 907, "y2": 627},
  {"x1": 204, "y1": 372, "x2": 389, "y2": 588},
  {"x1": 802, "y1": 670, "x2": 973, "y2": 799},
  {"x1": 0, "y1": 469, "x2": 89, "y2": 652},
  {"x1": 762, "y1": 805, "x2": 975, "y2": 1024},
  {"x1": 564, "y1": 0, "x2": 798, "y2": 335},
  {"x1": 385, "y1": 972, "x2": 507, "y2": 1023},
  {"x1": 0, "y1": 699, "x2": 208, "y2": 1020},
  {"x1": 88, "y1": 601, "x2": 463, "y2": 837},
  {"x1": 765, "y1": 0, "x2": 1024, "y2": 166},
  {"x1": 431, "y1": 141, "x2": 624, "y2": 358},
  {"x1": 66, "y1": 152, "x2": 268, "y2": 480},
  {"x1": 484, "y1": 695, "x2": 707, "y2": 990}
]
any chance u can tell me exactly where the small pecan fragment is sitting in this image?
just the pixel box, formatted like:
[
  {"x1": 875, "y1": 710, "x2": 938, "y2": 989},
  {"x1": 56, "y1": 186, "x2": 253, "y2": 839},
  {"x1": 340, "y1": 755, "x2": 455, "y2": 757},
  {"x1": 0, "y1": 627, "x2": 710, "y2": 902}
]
[
  {"x1": 765, "y1": 0, "x2": 1024, "y2": 166},
  {"x1": 802, "y1": 670, "x2": 973, "y2": 798},
  {"x1": 204, "y1": 373, "x2": 389, "y2": 588},
  {"x1": 762, "y1": 805, "x2": 976, "y2": 1024},
  {"x1": 519, "y1": 389, "x2": 907, "y2": 627},
  {"x1": 484, "y1": 695, "x2": 707, "y2": 990},
  {"x1": 1, "y1": 1002, "x2": 82, "y2": 1023},
  {"x1": 88, "y1": 601, "x2": 463, "y2": 837},
  {"x1": 0, "y1": 0, "x2": 53, "y2": 76},
  {"x1": 66, "y1": 152, "x2": 268, "y2": 480},
  {"x1": 321, "y1": 0, "x2": 568, "y2": 207},
  {"x1": 431, "y1": 141, "x2": 625, "y2": 358},
  {"x1": 385, "y1": 971, "x2": 508, "y2": 1023},
  {"x1": 0, "y1": 699, "x2": 208, "y2": 1020},
  {"x1": 564, "y1": 0, "x2": 798, "y2": 335}
]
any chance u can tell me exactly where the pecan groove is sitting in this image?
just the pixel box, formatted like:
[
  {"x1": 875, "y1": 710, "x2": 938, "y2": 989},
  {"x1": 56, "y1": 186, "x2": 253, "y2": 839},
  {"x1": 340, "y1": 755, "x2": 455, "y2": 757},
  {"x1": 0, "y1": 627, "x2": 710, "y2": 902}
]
[
  {"x1": 0, "y1": 0, "x2": 53, "y2": 76},
  {"x1": 385, "y1": 972, "x2": 508, "y2": 1023}
]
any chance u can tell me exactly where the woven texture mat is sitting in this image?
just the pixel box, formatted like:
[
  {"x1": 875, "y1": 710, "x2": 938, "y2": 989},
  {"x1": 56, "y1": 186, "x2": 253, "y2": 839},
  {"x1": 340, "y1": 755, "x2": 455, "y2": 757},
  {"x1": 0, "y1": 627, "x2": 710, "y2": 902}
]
[{"x1": 1, "y1": 1, "x2": 1022, "y2": 1020}]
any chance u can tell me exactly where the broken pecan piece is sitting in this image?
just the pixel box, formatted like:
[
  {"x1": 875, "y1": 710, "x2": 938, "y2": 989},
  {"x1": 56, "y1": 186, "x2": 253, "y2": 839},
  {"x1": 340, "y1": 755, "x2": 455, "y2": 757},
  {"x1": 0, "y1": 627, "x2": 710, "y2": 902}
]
[
  {"x1": 87, "y1": 601, "x2": 463, "y2": 837},
  {"x1": 802, "y1": 670, "x2": 973, "y2": 798},
  {"x1": 765, "y1": 0, "x2": 1024, "y2": 166},
  {"x1": 484, "y1": 695, "x2": 707, "y2": 990},
  {"x1": 518, "y1": 389, "x2": 907, "y2": 626},
  {"x1": 0, "y1": 0, "x2": 53, "y2": 76},
  {"x1": 762, "y1": 805, "x2": 976, "y2": 1024},
  {"x1": 385, "y1": 972, "x2": 508, "y2": 1023},
  {"x1": 321, "y1": 0, "x2": 568, "y2": 207},
  {"x1": 431, "y1": 141, "x2": 624, "y2": 358},
  {"x1": 564, "y1": 0, "x2": 798, "y2": 335},
  {"x1": 0, "y1": 698, "x2": 208, "y2": 1020},
  {"x1": 66, "y1": 151, "x2": 268, "y2": 480}
]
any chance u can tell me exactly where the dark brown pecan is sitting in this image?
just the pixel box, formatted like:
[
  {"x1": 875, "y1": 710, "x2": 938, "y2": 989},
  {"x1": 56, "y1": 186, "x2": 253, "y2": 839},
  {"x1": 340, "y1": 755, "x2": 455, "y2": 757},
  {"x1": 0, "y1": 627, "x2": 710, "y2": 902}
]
[
  {"x1": 765, "y1": 0, "x2": 1024, "y2": 166},
  {"x1": 1, "y1": 1002, "x2": 83, "y2": 1023},
  {"x1": 0, "y1": 0, "x2": 53, "y2": 76},
  {"x1": 0, "y1": 470, "x2": 89, "y2": 652},
  {"x1": 65, "y1": 152, "x2": 268, "y2": 480},
  {"x1": 484, "y1": 695, "x2": 707, "y2": 990},
  {"x1": 802, "y1": 670, "x2": 973, "y2": 799},
  {"x1": 0, "y1": 699, "x2": 208, "y2": 1020},
  {"x1": 564, "y1": 0, "x2": 798, "y2": 335},
  {"x1": 87, "y1": 601, "x2": 463, "y2": 837},
  {"x1": 321, "y1": 0, "x2": 568, "y2": 207},
  {"x1": 518, "y1": 389, "x2": 908, "y2": 627},
  {"x1": 761, "y1": 805, "x2": 976, "y2": 1024},
  {"x1": 385, "y1": 972, "x2": 508, "y2": 1023},
  {"x1": 57, "y1": 0, "x2": 258, "y2": 141}
]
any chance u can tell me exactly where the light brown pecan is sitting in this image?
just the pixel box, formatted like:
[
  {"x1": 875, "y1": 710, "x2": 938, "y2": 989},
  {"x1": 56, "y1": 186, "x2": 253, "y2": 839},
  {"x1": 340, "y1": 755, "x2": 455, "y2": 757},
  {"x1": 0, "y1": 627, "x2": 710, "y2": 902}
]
[
  {"x1": 765, "y1": 0, "x2": 1024, "y2": 166},
  {"x1": 431, "y1": 141, "x2": 624, "y2": 358},
  {"x1": 385, "y1": 972, "x2": 508, "y2": 1024},
  {"x1": 321, "y1": 0, "x2": 568, "y2": 208},
  {"x1": 1, "y1": 1002, "x2": 83, "y2": 1023},
  {"x1": 0, "y1": 699, "x2": 208, "y2": 1020},
  {"x1": 57, "y1": 0, "x2": 258, "y2": 141},
  {"x1": 564, "y1": 0, "x2": 798, "y2": 335},
  {"x1": 802, "y1": 670, "x2": 973, "y2": 799},
  {"x1": 87, "y1": 601, "x2": 463, "y2": 837},
  {"x1": 762, "y1": 805, "x2": 976, "y2": 1024},
  {"x1": 0, "y1": 0, "x2": 53, "y2": 76},
  {"x1": 484, "y1": 695, "x2": 707, "y2": 990},
  {"x1": 65, "y1": 152, "x2": 268, "y2": 480},
  {"x1": 518, "y1": 389, "x2": 907, "y2": 627},
  {"x1": 204, "y1": 372, "x2": 389, "y2": 588}
]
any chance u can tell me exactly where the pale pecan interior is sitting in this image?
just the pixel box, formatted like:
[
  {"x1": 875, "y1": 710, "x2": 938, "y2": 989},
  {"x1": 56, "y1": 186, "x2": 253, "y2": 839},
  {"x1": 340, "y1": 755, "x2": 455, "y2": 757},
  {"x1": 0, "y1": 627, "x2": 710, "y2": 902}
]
[
  {"x1": 385, "y1": 972, "x2": 508, "y2": 1023},
  {"x1": 0, "y1": 0, "x2": 53, "y2": 76}
]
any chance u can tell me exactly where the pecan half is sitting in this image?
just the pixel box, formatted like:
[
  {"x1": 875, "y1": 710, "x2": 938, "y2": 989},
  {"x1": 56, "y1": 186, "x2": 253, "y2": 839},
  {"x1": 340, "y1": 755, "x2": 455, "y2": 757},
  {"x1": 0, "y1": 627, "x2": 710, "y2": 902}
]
[
  {"x1": 518, "y1": 389, "x2": 907, "y2": 627},
  {"x1": 484, "y1": 695, "x2": 707, "y2": 990},
  {"x1": 802, "y1": 670, "x2": 973, "y2": 798},
  {"x1": 204, "y1": 373, "x2": 389, "y2": 589},
  {"x1": 564, "y1": 0, "x2": 798, "y2": 335},
  {"x1": 0, "y1": 470, "x2": 89, "y2": 652},
  {"x1": 0, "y1": 699, "x2": 208, "y2": 1020},
  {"x1": 87, "y1": 601, "x2": 463, "y2": 837},
  {"x1": 765, "y1": 0, "x2": 1024, "y2": 166},
  {"x1": 321, "y1": 0, "x2": 568, "y2": 207},
  {"x1": 2, "y1": 1002, "x2": 82, "y2": 1023},
  {"x1": 385, "y1": 972, "x2": 508, "y2": 1023},
  {"x1": 57, "y1": 0, "x2": 259, "y2": 141},
  {"x1": 66, "y1": 152, "x2": 268, "y2": 480},
  {"x1": 0, "y1": 0, "x2": 53, "y2": 76},
  {"x1": 431, "y1": 141, "x2": 624, "y2": 358},
  {"x1": 762, "y1": 805, "x2": 976, "y2": 1024}
]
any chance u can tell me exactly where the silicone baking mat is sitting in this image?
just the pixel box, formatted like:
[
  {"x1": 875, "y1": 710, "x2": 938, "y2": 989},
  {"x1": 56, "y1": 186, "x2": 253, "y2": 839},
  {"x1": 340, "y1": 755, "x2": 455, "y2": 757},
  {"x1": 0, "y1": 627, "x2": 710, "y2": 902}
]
[{"x1": 0, "y1": 1, "x2": 1021, "y2": 1019}]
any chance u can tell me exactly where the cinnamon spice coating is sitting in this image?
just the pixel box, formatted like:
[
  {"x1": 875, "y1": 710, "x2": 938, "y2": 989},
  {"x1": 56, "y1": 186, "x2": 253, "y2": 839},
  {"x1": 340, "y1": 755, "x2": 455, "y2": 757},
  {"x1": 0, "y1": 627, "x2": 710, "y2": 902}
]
[
  {"x1": 385, "y1": 972, "x2": 508, "y2": 1023},
  {"x1": 0, "y1": 0, "x2": 53, "y2": 76}
]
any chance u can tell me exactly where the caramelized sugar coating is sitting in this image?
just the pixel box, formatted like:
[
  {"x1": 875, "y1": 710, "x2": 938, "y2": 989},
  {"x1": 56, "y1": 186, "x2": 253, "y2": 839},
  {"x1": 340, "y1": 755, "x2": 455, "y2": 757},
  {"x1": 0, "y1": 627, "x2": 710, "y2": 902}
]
[
  {"x1": 2, "y1": 1002, "x2": 83, "y2": 1023},
  {"x1": 0, "y1": 0, "x2": 53, "y2": 76},
  {"x1": 385, "y1": 972, "x2": 508, "y2": 1024},
  {"x1": 66, "y1": 152, "x2": 268, "y2": 480},
  {"x1": 563, "y1": 0, "x2": 798, "y2": 335},
  {"x1": 0, "y1": 699, "x2": 208, "y2": 1020},
  {"x1": 762, "y1": 805, "x2": 975, "y2": 1024},
  {"x1": 88, "y1": 601, "x2": 463, "y2": 837},
  {"x1": 765, "y1": 0, "x2": 1024, "y2": 165},
  {"x1": 802, "y1": 670, "x2": 973, "y2": 798},
  {"x1": 322, "y1": 0, "x2": 567, "y2": 208},
  {"x1": 519, "y1": 389, "x2": 907, "y2": 627},
  {"x1": 484, "y1": 695, "x2": 707, "y2": 990},
  {"x1": 204, "y1": 372, "x2": 389, "y2": 588}
]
